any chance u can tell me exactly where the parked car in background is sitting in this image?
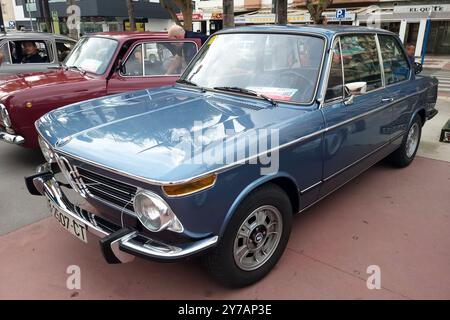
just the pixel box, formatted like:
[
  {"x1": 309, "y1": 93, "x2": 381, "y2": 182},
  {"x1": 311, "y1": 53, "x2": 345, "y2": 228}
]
[
  {"x1": 0, "y1": 32, "x2": 76, "y2": 74},
  {"x1": 0, "y1": 32, "x2": 200, "y2": 147},
  {"x1": 27, "y1": 26, "x2": 438, "y2": 287}
]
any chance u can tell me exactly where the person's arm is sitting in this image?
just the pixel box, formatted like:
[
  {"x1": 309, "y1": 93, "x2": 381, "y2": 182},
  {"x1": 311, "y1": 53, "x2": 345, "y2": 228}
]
[{"x1": 165, "y1": 54, "x2": 182, "y2": 75}]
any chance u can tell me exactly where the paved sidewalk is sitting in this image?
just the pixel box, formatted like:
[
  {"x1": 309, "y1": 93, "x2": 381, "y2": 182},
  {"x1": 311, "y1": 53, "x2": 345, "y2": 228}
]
[{"x1": 0, "y1": 156, "x2": 449, "y2": 300}]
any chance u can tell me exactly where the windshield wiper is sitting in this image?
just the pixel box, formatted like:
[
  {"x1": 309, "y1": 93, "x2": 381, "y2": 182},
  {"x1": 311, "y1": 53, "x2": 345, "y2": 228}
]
[
  {"x1": 176, "y1": 79, "x2": 206, "y2": 92},
  {"x1": 213, "y1": 86, "x2": 278, "y2": 107},
  {"x1": 67, "y1": 65, "x2": 86, "y2": 75}
]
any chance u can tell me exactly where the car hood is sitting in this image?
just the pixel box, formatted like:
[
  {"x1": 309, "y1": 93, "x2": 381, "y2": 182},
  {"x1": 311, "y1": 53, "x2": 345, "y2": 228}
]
[
  {"x1": 0, "y1": 69, "x2": 89, "y2": 98},
  {"x1": 37, "y1": 86, "x2": 310, "y2": 183}
]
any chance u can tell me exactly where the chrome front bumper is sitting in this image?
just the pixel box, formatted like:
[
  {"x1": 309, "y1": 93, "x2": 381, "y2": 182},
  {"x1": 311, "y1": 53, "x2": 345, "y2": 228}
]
[
  {"x1": 0, "y1": 129, "x2": 24, "y2": 145},
  {"x1": 27, "y1": 165, "x2": 218, "y2": 263}
]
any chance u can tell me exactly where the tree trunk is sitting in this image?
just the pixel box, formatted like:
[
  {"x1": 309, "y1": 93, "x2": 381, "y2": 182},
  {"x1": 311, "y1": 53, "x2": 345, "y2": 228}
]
[
  {"x1": 181, "y1": 2, "x2": 193, "y2": 31},
  {"x1": 160, "y1": 0, "x2": 182, "y2": 27},
  {"x1": 223, "y1": 0, "x2": 235, "y2": 28},
  {"x1": 41, "y1": 0, "x2": 52, "y2": 32},
  {"x1": 276, "y1": 0, "x2": 288, "y2": 25},
  {"x1": 126, "y1": 0, "x2": 136, "y2": 31},
  {"x1": 66, "y1": 0, "x2": 78, "y2": 39}
]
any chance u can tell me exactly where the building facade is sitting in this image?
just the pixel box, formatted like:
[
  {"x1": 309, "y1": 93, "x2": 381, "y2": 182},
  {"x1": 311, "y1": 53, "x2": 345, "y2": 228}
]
[
  {"x1": 20, "y1": 0, "x2": 175, "y2": 34},
  {"x1": 1, "y1": 0, "x2": 38, "y2": 30},
  {"x1": 194, "y1": 0, "x2": 450, "y2": 57}
]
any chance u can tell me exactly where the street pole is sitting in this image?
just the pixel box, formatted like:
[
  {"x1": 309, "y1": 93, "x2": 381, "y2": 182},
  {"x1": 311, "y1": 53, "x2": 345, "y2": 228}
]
[
  {"x1": 0, "y1": 0, "x2": 6, "y2": 33},
  {"x1": 421, "y1": 8, "x2": 432, "y2": 65}
]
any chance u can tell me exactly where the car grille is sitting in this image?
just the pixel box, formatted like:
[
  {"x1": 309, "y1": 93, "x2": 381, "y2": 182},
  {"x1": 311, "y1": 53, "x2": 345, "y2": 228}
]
[{"x1": 76, "y1": 167, "x2": 138, "y2": 213}]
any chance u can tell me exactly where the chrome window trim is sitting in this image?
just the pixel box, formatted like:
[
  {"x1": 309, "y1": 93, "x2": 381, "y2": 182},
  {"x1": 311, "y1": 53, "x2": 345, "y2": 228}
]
[
  {"x1": 119, "y1": 40, "x2": 200, "y2": 79},
  {"x1": 36, "y1": 86, "x2": 428, "y2": 188},
  {"x1": 375, "y1": 34, "x2": 386, "y2": 88}
]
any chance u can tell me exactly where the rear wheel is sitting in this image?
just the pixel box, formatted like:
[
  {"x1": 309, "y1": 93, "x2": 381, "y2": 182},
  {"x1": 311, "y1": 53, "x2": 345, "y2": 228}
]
[
  {"x1": 389, "y1": 115, "x2": 422, "y2": 167},
  {"x1": 203, "y1": 184, "x2": 292, "y2": 287}
]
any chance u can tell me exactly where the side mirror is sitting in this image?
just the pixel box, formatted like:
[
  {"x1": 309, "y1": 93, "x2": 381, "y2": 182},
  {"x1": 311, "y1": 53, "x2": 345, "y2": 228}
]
[
  {"x1": 414, "y1": 62, "x2": 423, "y2": 75},
  {"x1": 344, "y1": 81, "x2": 367, "y2": 105}
]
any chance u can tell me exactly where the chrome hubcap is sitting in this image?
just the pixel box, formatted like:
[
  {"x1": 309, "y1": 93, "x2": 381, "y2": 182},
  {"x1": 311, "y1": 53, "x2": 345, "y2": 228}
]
[
  {"x1": 233, "y1": 205, "x2": 282, "y2": 271},
  {"x1": 406, "y1": 123, "x2": 420, "y2": 158}
]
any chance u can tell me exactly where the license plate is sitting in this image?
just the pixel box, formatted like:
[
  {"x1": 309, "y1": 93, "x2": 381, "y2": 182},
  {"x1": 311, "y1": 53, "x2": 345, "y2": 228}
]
[{"x1": 52, "y1": 206, "x2": 88, "y2": 243}]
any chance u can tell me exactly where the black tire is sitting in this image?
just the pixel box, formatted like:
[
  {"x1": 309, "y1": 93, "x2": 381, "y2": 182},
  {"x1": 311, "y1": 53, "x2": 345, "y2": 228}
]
[
  {"x1": 203, "y1": 183, "x2": 292, "y2": 287},
  {"x1": 388, "y1": 115, "x2": 422, "y2": 168}
]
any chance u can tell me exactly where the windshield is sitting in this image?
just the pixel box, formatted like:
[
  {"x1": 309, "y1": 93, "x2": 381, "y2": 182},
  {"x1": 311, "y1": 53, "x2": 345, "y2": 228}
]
[
  {"x1": 181, "y1": 33, "x2": 325, "y2": 104},
  {"x1": 64, "y1": 37, "x2": 118, "y2": 75}
]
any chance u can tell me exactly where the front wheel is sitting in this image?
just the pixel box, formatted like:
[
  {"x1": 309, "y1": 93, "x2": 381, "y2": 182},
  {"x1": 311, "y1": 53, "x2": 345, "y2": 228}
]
[
  {"x1": 203, "y1": 184, "x2": 292, "y2": 287},
  {"x1": 388, "y1": 115, "x2": 422, "y2": 167}
]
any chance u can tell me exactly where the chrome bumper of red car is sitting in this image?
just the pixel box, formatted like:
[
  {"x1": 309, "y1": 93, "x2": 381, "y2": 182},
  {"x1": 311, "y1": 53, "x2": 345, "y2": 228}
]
[{"x1": 0, "y1": 129, "x2": 24, "y2": 145}]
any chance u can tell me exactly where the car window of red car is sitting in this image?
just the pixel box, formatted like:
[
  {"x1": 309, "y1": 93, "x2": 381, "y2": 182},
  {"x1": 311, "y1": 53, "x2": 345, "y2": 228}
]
[{"x1": 120, "y1": 41, "x2": 198, "y2": 77}]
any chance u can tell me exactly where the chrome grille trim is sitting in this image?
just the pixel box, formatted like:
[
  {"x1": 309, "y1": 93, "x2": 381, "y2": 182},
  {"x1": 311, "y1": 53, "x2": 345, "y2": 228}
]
[
  {"x1": 76, "y1": 166, "x2": 138, "y2": 214},
  {"x1": 54, "y1": 154, "x2": 138, "y2": 215}
]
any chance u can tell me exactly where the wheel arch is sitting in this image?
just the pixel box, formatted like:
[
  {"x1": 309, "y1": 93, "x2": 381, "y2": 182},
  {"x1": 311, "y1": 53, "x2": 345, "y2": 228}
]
[{"x1": 219, "y1": 173, "x2": 300, "y2": 238}]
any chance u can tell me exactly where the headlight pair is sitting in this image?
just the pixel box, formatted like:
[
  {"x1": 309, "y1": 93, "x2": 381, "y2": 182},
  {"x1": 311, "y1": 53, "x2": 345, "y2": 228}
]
[{"x1": 134, "y1": 190, "x2": 183, "y2": 233}]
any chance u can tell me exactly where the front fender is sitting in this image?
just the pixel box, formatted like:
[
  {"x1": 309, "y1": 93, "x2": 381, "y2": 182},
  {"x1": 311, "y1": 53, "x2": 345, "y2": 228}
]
[{"x1": 218, "y1": 171, "x2": 299, "y2": 238}]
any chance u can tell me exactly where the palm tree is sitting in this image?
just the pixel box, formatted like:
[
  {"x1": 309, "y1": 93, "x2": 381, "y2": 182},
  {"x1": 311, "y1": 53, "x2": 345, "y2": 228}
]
[
  {"x1": 306, "y1": 0, "x2": 333, "y2": 24},
  {"x1": 126, "y1": 0, "x2": 136, "y2": 31},
  {"x1": 223, "y1": 0, "x2": 235, "y2": 28},
  {"x1": 276, "y1": 0, "x2": 287, "y2": 25},
  {"x1": 40, "y1": 0, "x2": 52, "y2": 32}
]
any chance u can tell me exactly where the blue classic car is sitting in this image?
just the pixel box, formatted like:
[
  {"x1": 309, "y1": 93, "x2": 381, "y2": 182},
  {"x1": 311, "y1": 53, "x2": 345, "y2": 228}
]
[{"x1": 26, "y1": 26, "x2": 438, "y2": 287}]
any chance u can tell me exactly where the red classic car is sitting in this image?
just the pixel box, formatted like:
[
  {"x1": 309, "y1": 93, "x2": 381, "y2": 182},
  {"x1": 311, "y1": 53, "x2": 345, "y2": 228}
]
[{"x1": 0, "y1": 32, "x2": 201, "y2": 148}]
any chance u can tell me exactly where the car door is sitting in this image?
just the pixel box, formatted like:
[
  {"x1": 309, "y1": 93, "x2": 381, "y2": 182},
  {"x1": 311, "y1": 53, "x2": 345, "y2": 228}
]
[
  {"x1": 107, "y1": 40, "x2": 199, "y2": 95},
  {"x1": 320, "y1": 34, "x2": 392, "y2": 196},
  {"x1": 377, "y1": 34, "x2": 417, "y2": 143}
]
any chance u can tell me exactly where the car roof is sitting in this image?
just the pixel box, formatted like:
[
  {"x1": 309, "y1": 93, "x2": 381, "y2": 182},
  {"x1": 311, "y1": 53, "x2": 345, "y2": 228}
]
[
  {"x1": 219, "y1": 24, "x2": 396, "y2": 38},
  {"x1": 90, "y1": 31, "x2": 170, "y2": 41},
  {"x1": 0, "y1": 31, "x2": 75, "y2": 41}
]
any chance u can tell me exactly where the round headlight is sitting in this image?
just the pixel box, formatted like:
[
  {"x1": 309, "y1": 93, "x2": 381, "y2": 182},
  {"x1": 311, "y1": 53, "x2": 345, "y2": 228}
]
[
  {"x1": 38, "y1": 136, "x2": 55, "y2": 163},
  {"x1": 133, "y1": 190, "x2": 183, "y2": 233},
  {"x1": 0, "y1": 104, "x2": 11, "y2": 128}
]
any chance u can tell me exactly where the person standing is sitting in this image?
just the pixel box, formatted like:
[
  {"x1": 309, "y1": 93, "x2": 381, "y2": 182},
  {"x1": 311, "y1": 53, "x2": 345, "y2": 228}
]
[
  {"x1": 166, "y1": 25, "x2": 209, "y2": 74},
  {"x1": 406, "y1": 43, "x2": 416, "y2": 65}
]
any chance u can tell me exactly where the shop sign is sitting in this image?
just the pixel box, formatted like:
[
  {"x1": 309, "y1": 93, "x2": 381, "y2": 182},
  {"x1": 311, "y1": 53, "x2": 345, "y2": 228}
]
[{"x1": 394, "y1": 4, "x2": 450, "y2": 14}]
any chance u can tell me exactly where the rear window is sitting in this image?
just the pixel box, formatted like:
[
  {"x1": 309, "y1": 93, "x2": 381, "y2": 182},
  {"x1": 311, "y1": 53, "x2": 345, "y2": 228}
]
[{"x1": 378, "y1": 35, "x2": 410, "y2": 85}]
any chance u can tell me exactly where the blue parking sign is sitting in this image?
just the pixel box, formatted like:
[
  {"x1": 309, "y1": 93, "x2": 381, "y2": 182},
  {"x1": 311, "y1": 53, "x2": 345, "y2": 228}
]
[{"x1": 336, "y1": 9, "x2": 346, "y2": 20}]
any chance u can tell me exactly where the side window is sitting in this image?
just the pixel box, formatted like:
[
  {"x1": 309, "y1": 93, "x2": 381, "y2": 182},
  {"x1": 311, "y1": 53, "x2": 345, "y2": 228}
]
[
  {"x1": 325, "y1": 40, "x2": 344, "y2": 101},
  {"x1": 10, "y1": 40, "x2": 52, "y2": 64},
  {"x1": 340, "y1": 34, "x2": 383, "y2": 92},
  {"x1": 56, "y1": 40, "x2": 76, "y2": 62},
  {"x1": 0, "y1": 43, "x2": 12, "y2": 65},
  {"x1": 121, "y1": 41, "x2": 197, "y2": 77},
  {"x1": 378, "y1": 35, "x2": 410, "y2": 85},
  {"x1": 144, "y1": 41, "x2": 197, "y2": 76},
  {"x1": 122, "y1": 44, "x2": 144, "y2": 76}
]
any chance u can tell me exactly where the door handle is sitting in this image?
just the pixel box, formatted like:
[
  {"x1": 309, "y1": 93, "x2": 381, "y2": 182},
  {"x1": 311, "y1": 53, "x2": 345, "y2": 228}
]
[{"x1": 381, "y1": 97, "x2": 394, "y2": 103}]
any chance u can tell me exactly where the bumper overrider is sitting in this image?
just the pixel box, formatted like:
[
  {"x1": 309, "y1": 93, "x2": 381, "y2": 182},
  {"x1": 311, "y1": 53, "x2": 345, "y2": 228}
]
[
  {"x1": 25, "y1": 164, "x2": 218, "y2": 264},
  {"x1": 0, "y1": 104, "x2": 24, "y2": 145}
]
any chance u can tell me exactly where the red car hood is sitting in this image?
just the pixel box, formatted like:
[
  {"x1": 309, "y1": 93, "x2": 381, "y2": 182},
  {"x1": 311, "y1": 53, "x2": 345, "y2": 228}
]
[{"x1": 0, "y1": 69, "x2": 89, "y2": 98}]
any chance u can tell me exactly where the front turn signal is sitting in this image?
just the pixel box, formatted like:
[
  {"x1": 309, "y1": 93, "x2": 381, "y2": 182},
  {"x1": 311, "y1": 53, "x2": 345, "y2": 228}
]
[{"x1": 162, "y1": 174, "x2": 217, "y2": 197}]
